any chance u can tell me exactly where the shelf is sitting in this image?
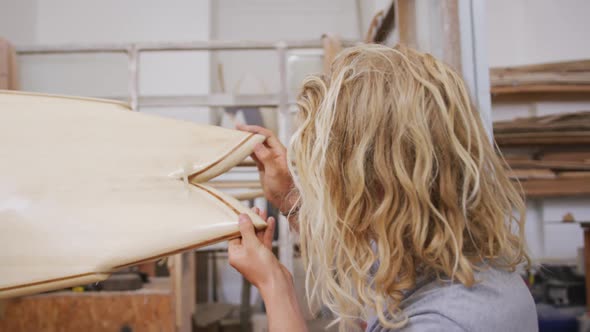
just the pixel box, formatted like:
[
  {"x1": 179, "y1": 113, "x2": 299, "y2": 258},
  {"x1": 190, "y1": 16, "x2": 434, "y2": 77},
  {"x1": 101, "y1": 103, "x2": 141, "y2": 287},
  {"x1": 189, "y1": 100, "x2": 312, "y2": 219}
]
[{"x1": 494, "y1": 111, "x2": 590, "y2": 146}]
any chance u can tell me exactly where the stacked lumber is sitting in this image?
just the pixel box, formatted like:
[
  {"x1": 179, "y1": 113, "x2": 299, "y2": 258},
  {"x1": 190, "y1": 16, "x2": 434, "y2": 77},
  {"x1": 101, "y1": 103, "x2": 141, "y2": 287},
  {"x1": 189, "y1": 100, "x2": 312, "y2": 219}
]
[
  {"x1": 494, "y1": 111, "x2": 590, "y2": 197},
  {"x1": 490, "y1": 60, "x2": 590, "y2": 95},
  {"x1": 494, "y1": 111, "x2": 590, "y2": 146}
]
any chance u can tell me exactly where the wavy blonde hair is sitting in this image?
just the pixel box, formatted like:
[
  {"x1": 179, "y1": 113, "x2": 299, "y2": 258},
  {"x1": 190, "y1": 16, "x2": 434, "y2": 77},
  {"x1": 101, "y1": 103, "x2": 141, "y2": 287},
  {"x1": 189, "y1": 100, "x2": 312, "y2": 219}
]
[{"x1": 288, "y1": 44, "x2": 529, "y2": 330}]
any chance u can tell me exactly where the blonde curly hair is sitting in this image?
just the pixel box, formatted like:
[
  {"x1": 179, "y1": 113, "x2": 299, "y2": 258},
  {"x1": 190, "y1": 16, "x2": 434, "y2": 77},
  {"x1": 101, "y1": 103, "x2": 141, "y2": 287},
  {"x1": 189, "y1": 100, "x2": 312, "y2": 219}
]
[{"x1": 288, "y1": 44, "x2": 529, "y2": 330}]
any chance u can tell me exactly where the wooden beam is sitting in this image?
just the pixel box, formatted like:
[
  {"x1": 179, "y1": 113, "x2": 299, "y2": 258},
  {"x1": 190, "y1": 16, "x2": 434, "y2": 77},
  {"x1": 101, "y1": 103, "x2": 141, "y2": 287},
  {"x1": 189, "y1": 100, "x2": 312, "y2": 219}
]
[
  {"x1": 558, "y1": 171, "x2": 590, "y2": 178},
  {"x1": 397, "y1": 0, "x2": 417, "y2": 48},
  {"x1": 506, "y1": 160, "x2": 590, "y2": 171},
  {"x1": 397, "y1": 0, "x2": 461, "y2": 71},
  {"x1": 495, "y1": 132, "x2": 590, "y2": 146},
  {"x1": 373, "y1": 1, "x2": 396, "y2": 44},
  {"x1": 541, "y1": 152, "x2": 590, "y2": 162},
  {"x1": 506, "y1": 169, "x2": 556, "y2": 180},
  {"x1": 519, "y1": 178, "x2": 590, "y2": 197},
  {"x1": 490, "y1": 59, "x2": 590, "y2": 95},
  {"x1": 440, "y1": 0, "x2": 461, "y2": 71},
  {"x1": 492, "y1": 84, "x2": 590, "y2": 95},
  {"x1": 170, "y1": 252, "x2": 196, "y2": 332}
]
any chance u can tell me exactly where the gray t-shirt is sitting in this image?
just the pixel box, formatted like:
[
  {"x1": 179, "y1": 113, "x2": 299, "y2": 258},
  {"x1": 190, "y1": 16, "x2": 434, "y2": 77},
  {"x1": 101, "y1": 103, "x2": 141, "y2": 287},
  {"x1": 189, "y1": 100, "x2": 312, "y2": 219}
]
[{"x1": 366, "y1": 268, "x2": 538, "y2": 331}]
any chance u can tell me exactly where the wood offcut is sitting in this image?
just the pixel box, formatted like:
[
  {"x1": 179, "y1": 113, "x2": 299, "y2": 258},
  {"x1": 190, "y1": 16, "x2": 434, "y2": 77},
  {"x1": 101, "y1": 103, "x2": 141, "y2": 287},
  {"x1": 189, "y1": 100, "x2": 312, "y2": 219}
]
[
  {"x1": 495, "y1": 111, "x2": 590, "y2": 197},
  {"x1": 490, "y1": 59, "x2": 590, "y2": 95}
]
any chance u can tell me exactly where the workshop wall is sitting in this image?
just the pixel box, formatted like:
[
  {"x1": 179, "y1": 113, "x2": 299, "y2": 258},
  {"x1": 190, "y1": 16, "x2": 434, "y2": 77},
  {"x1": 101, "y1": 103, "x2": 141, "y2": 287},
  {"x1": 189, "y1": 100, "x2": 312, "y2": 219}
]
[{"x1": 1, "y1": 0, "x2": 212, "y2": 123}]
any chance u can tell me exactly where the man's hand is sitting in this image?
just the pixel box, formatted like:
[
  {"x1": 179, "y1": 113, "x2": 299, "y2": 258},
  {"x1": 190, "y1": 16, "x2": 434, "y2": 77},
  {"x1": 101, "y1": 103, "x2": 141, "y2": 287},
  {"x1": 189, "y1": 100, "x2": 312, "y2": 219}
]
[
  {"x1": 228, "y1": 208, "x2": 290, "y2": 290},
  {"x1": 227, "y1": 208, "x2": 307, "y2": 332},
  {"x1": 237, "y1": 124, "x2": 299, "y2": 214}
]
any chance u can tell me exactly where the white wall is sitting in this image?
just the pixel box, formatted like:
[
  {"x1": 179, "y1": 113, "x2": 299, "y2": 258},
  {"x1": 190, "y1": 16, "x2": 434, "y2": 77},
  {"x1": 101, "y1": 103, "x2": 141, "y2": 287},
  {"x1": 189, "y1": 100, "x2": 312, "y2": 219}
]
[
  {"x1": 210, "y1": 0, "x2": 363, "y2": 95},
  {"x1": 0, "y1": 0, "x2": 37, "y2": 44},
  {"x1": 4, "y1": 0, "x2": 212, "y2": 123},
  {"x1": 487, "y1": 0, "x2": 590, "y2": 67},
  {"x1": 487, "y1": 0, "x2": 590, "y2": 262}
]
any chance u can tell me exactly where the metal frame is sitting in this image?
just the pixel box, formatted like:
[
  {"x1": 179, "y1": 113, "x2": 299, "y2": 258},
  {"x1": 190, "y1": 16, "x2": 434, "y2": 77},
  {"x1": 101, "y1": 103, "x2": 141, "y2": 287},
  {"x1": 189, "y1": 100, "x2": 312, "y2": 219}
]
[
  {"x1": 17, "y1": 39, "x2": 354, "y2": 113},
  {"x1": 16, "y1": 38, "x2": 356, "y2": 273}
]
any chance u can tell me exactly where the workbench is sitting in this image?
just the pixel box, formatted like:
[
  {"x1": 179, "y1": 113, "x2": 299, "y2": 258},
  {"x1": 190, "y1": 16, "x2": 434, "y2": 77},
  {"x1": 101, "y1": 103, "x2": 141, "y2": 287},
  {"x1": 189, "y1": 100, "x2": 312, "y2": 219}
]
[{"x1": 0, "y1": 277, "x2": 174, "y2": 331}]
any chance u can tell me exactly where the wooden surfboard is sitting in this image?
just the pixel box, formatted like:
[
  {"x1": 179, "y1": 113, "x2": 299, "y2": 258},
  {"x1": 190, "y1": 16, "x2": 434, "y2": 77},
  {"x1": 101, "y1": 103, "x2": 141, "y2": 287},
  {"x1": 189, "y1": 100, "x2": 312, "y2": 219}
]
[{"x1": 0, "y1": 90, "x2": 266, "y2": 298}]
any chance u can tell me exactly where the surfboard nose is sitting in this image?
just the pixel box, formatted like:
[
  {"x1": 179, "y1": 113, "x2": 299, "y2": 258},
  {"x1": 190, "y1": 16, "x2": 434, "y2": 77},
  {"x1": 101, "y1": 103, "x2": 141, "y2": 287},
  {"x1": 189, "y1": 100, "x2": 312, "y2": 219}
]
[{"x1": 0, "y1": 90, "x2": 266, "y2": 298}]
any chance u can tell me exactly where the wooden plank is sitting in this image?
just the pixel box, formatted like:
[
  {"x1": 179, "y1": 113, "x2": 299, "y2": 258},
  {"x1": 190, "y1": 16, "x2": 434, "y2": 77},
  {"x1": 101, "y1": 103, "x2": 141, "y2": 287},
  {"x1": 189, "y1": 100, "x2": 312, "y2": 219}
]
[
  {"x1": 507, "y1": 169, "x2": 556, "y2": 180},
  {"x1": 0, "y1": 38, "x2": 20, "y2": 90},
  {"x1": 491, "y1": 84, "x2": 590, "y2": 95},
  {"x1": 440, "y1": 0, "x2": 462, "y2": 72},
  {"x1": 492, "y1": 91, "x2": 590, "y2": 102},
  {"x1": 558, "y1": 172, "x2": 590, "y2": 178},
  {"x1": 493, "y1": 111, "x2": 590, "y2": 133},
  {"x1": 170, "y1": 252, "x2": 196, "y2": 332},
  {"x1": 492, "y1": 74, "x2": 590, "y2": 87},
  {"x1": 398, "y1": 0, "x2": 417, "y2": 48},
  {"x1": 490, "y1": 59, "x2": 590, "y2": 95},
  {"x1": 491, "y1": 59, "x2": 590, "y2": 75},
  {"x1": 494, "y1": 121, "x2": 590, "y2": 134},
  {"x1": 397, "y1": 0, "x2": 461, "y2": 71},
  {"x1": 519, "y1": 178, "x2": 590, "y2": 197},
  {"x1": 495, "y1": 131, "x2": 590, "y2": 146},
  {"x1": 373, "y1": 1, "x2": 396, "y2": 44},
  {"x1": 0, "y1": 279, "x2": 174, "y2": 332},
  {"x1": 541, "y1": 151, "x2": 590, "y2": 162},
  {"x1": 322, "y1": 35, "x2": 342, "y2": 72},
  {"x1": 504, "y1": 153, "x2": 535, "y2": 161},
  {"x1": 506, "y1": 159, "x2": 590, "y2": 171},
  {"x1": 0, "y1": 39, "x2": 10, "y2": 89}
]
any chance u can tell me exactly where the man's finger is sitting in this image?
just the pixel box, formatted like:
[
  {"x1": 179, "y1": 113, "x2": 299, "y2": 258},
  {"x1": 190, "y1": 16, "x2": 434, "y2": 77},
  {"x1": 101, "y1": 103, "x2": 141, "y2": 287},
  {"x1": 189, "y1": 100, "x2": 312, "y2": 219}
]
[
  {"x1": 263, "y1": 217, "x2": 275, "y2": 249},
  {"x1": 238, "y1": 214, "x2": 259, "y2": 245},
  {"x1": 237, "y1": 124, "x2": 284, "y2": 151},
  {"x1": 258, "y1": 209, "x2": 267, "y2": 220},
  {"x1": 263, "y1": 135, "x2": 284, "y2": 151},
  {"x1": 227, "y1": 238, "x2": 241, "y2": 253},
  {"x1": 237, "y1": 124, "x2": 272, "y2": 137},
  {"x1": 253, "y1": 143, "x2": 273, "y2": 163},
  {"x1": 250, "y1": 153, "x2": 264, "y2": 172},
  {"x1": 256, "y1": 230, "x2": 265, "y2": 243}
]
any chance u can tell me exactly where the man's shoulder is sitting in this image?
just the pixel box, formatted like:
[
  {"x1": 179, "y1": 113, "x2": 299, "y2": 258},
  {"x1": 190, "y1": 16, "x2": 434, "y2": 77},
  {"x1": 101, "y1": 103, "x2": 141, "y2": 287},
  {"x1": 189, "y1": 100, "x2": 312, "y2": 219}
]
[
  {"x1": 367, "y1": 268, "x2": 538, "y2": 331},
  {"x1": 399, "y1": 268, "x2": 537, "y2": 332}
]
